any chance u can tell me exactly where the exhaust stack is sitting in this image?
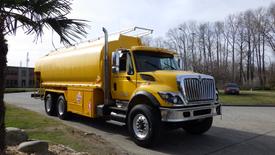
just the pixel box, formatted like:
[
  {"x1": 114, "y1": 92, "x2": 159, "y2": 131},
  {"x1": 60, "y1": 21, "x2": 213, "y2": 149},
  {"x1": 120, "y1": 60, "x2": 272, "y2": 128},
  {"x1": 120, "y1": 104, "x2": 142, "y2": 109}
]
[{"x1": 102, "y1": 27, "x2": 110, "y2": 106}]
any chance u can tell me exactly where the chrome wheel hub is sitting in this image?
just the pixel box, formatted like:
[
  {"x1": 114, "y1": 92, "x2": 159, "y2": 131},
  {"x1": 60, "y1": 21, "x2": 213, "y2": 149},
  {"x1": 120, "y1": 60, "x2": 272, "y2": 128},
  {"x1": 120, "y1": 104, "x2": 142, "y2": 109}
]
[
  {"x1": 133, "y1": 114, "x2": 149, "y2": 139},
  {"x1": 58, "y1": 100, "x2": 64, "y2": 115},
  {"x1": 46, "y1": 98, "x2": 51, "y2": 112}
]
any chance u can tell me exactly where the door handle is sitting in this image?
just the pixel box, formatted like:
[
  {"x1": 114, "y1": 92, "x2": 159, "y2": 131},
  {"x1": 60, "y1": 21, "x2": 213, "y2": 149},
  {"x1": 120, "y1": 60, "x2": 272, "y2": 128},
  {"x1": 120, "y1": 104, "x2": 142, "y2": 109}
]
[
  {"x1": 126, "y1": 76, "x2": 131, "y2": 81},
  {"x1": 114, "y1": 83, "x2": 117, "y2": 91}
]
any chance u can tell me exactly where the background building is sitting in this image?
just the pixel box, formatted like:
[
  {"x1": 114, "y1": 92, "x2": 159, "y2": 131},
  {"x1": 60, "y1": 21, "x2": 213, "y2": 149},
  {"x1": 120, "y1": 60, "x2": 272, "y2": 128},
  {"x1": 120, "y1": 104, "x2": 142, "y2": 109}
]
[{"x1": 5, "y1": 66, "x2": 35, "y2": 88}]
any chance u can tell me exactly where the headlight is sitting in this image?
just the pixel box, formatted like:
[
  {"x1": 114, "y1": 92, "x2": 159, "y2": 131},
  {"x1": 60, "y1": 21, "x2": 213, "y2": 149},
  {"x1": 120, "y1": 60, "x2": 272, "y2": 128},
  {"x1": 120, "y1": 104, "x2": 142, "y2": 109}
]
[{"x1": 158, "y1": 92, "x2": 183, "y2": 104}]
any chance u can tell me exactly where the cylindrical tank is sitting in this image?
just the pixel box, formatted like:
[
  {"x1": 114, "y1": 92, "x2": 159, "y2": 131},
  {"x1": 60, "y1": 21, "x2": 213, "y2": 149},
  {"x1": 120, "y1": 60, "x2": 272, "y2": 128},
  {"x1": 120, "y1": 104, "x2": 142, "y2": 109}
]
[
  {"x1": 34, "y1": 35, "x2": 142, "y2": 86},
  {"x1": 35, "y1": 43, "x2": 103, "y2": 83}
]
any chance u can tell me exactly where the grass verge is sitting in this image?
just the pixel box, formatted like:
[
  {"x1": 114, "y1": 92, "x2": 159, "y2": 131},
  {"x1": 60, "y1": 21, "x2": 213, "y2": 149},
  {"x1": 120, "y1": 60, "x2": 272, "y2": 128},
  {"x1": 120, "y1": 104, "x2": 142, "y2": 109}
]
[
  {"x1": 219, "y1": 90, "x2": 275, "y2": 106},
  {"x1": 5, "y1": 104, "x2": 121, "y2": 154}
]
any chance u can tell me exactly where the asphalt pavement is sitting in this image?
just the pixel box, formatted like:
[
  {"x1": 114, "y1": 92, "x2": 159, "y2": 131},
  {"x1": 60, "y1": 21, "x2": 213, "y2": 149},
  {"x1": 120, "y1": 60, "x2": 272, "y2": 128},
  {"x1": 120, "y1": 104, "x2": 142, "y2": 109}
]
[{"x1": 4, "y1": 92, "x2": 275, "y2": 155}]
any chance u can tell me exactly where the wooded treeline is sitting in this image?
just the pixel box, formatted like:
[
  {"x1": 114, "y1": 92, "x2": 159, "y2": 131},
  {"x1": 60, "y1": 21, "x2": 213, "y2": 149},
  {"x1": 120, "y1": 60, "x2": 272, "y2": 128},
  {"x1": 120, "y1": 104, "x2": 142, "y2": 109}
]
[{"x1": 143, "y1": 3, "x2": 275, "y2": 89}]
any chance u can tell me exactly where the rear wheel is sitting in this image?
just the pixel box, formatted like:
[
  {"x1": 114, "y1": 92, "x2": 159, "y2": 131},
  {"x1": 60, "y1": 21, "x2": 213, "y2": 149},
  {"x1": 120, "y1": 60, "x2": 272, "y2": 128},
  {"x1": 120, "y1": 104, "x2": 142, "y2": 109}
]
[
  {"x1": 57, "y1": 95, "x2": 69, "y2": 120},
  {"x1": 44, "y1": 94, "x2": 56, "y2": 116},
  {"x1": 183, "y1": 117, "x2": 213, "y2": 134},
  {"x1": 128, "y1": 104, "x2": 160, "y2": 147}
]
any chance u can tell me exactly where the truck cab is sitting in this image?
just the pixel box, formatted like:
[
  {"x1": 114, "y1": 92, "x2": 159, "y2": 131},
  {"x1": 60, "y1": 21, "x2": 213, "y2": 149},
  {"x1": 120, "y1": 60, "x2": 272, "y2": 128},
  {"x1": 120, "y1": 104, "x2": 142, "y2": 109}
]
[{"x1": 107, "y1": 46, "x2": 221, "y2": 146}]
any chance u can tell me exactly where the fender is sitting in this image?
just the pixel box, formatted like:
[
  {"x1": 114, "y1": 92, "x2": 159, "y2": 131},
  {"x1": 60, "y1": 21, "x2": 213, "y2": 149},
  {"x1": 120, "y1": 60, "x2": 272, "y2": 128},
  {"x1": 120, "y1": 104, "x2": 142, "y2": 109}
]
[
  {"x1": 128, "y1": 90, "x2": 160, "y2": 111},
  {"x1": 44, "y1": 89, "x2": 66, "y2": 100}
]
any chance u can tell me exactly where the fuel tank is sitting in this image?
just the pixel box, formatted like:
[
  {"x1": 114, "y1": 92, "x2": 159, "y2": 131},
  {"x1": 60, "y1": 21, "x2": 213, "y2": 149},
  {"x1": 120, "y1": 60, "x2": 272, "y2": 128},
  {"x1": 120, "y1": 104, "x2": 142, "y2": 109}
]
[{"x1": 34, "y1": 34, "x2": 141, "y2": 86}]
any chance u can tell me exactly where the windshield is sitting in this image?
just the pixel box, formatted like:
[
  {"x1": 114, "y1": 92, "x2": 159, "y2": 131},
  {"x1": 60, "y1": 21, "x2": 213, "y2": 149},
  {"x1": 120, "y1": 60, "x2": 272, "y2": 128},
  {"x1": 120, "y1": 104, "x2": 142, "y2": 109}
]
[{"x1": 134, "y1": 51, "x2": 180, "y2": 72}]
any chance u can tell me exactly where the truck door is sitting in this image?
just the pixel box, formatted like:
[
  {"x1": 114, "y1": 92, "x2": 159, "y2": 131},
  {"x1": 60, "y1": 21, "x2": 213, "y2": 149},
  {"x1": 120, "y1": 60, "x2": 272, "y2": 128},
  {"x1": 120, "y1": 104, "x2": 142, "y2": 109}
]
[{"x1": 111, "y1": 51, "x2": 136, "y2": 101}]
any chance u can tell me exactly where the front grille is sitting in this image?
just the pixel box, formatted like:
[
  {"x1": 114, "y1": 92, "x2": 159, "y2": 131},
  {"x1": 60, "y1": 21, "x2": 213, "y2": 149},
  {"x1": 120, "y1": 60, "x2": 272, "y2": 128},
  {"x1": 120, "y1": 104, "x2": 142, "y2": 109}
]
[{"x1": 184, "y1": 78, "x2": 215, "y2": 102}]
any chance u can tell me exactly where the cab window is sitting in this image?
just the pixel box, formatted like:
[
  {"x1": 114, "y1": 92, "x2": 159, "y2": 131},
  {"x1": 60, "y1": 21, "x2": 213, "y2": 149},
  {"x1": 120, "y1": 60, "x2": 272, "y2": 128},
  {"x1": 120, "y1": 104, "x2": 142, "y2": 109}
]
[
  {"x1": 119, "y1": 52, "x2": 134, "y2": 75},
  {"x1": 119, "y1": 52, "x2": 127, "y2": 72}
]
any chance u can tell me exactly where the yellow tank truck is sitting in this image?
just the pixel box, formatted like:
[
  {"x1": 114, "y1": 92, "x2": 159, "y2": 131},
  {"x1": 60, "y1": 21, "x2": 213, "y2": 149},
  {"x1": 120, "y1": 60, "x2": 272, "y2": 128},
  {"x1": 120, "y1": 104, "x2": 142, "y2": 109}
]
[{"x1": 32, "y1": 27, "x2": 221, "y2": 147}]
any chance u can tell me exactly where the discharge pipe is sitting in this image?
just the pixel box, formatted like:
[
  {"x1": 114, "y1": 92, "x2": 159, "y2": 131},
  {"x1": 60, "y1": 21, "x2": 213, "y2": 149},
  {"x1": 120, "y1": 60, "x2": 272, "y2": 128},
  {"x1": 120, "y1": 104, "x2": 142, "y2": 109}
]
[{"x1": 103, "y1": 27, "x2": 110, "y2": 106}]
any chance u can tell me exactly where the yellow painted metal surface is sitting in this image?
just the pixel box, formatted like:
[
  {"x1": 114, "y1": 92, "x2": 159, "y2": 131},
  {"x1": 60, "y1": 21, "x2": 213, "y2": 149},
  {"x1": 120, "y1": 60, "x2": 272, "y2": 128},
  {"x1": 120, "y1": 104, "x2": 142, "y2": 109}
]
[
  {"x1": 133, "y1": 70, "x2": 197, "y2": 107},
  {"x1": 83, "y1": 91, "x2": 92, "y2": 117},
  {"x1": 35, "y1": 32, "x2": 197, "y2": 116},
  {"x1": 66, "y1": 87, "x2": 103, "y2": 118},
  {"x1": 35, "y1": 34, "x2": 142, "y2": 88},
  {"x1": 44, "y1": 89, "x2": 65, "y2": 94},
  {"x1": 91, "y1": 89, "x2": 104, "y2": 117},
  {"x1": 111, "y1": 51, "x2": 137, "y2": 100},
  {"x1": 131, "y1": 46, "x2": 176, "y2": 55},
  {"x1": 67, "y1": 88, "x2": 84, "y2": 115}
]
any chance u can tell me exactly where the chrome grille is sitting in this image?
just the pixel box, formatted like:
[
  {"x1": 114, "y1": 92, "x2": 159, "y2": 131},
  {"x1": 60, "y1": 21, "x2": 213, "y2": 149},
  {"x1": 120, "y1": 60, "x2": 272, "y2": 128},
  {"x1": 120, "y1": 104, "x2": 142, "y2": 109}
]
[{"x1": 184, "y1": 78, "x2": 215, "y2": 102}]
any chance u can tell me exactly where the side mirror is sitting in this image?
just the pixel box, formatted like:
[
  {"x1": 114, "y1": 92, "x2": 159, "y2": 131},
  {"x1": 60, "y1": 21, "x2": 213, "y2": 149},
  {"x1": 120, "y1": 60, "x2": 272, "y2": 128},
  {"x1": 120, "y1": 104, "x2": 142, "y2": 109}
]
[
  {"x1": 127, "y1": 70, "x2": 133, "y2": 75},
  {"x1": 112, "y1": 51, "x2": 120, "y2": 73}
]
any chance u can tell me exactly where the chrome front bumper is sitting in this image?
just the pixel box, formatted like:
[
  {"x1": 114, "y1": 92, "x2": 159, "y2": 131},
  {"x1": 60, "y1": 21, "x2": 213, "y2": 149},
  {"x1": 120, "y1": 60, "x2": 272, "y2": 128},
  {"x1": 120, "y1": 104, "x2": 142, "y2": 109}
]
[{"x1": 160, "y1": 103, "x2": 221, "y2": 122}]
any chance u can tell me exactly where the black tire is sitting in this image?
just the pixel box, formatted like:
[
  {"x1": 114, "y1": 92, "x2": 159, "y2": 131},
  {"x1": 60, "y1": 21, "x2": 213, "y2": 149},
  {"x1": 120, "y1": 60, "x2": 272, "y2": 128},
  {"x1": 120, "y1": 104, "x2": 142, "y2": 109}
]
[
  {"x1": 56, "y1": 95, "x2": 69, "y2": 120},
  {"x1": 183, "y1": 117, "x2": 213, "y2": 134},
  {"x1": 127, "y1": 104, "x2": 161, "y2": 147},
  {"x1": 44, "y1": 94, "x2": 56, "y2": 116}
]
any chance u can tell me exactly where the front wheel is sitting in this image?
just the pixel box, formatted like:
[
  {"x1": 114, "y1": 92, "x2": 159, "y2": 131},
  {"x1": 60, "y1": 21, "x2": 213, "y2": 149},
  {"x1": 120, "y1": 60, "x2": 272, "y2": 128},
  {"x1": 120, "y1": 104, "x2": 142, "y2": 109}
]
[
  {"x1": 183, "y1": 117, "x2": 213, "y2": 134},
  {"x1": 127, "y1": 104, "x2": 160, "y2": 147},
  {"x1": 57, "y1": 95, "x2": 69, "y2": 120}
]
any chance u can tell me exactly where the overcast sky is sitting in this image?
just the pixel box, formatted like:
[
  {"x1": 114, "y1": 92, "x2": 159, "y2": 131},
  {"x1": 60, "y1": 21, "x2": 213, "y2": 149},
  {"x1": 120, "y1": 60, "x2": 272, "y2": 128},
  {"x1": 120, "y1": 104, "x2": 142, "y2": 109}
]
[{"x1": 6, "y1": 0, "x2": 275, "y2": 67}]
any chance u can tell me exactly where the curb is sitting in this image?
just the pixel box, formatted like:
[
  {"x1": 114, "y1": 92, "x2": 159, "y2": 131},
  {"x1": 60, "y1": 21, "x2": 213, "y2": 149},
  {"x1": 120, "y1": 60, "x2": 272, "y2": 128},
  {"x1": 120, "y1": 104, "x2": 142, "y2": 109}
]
[{"x1": 221, "y1": 104, "x2": 275, "y2": 107}]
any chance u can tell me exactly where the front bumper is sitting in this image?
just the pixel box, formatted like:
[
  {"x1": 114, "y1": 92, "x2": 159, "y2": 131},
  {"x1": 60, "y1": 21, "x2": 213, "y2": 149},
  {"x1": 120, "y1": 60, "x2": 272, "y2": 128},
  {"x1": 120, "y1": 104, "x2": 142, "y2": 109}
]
[{"x1": 160, "y1": 103, "x2": 221, "y2": 122}]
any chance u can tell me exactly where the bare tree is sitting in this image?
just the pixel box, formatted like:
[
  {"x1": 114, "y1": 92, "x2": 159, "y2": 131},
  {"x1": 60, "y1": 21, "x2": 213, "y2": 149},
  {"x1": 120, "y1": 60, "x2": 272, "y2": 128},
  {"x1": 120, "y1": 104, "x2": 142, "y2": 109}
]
[
  {"x1": 149, "y1": 3, "x2": 275, "y2": 89},
  {"x1": 226, "y1": 15, "x2": 238, "y2": 81},
  {"x1": 187, "y1": 21, "x2": 198, "y2": 70},
  {"x1": 214, "y1": 21, "x2": 224, "y2": 71},
  {"x1": 236, "y1": 13, "x2": 246, "y2": 84},
  {"x1": 178, "y1": 24, "x2": 189, "y2": 70}
]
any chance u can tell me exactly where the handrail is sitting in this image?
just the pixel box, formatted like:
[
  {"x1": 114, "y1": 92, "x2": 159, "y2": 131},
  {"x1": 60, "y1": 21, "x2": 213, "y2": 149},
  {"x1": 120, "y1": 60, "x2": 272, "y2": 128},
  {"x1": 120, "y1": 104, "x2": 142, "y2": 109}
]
[
  {"x1": 113, "y1": 26, "x2": 153, "y2": 37},
  {"x1": 88, "y1": 26, "x2": 153, "y2": 43},
  {"x1": 50, "y1": 26, "x2": 153, "y2": 53}
]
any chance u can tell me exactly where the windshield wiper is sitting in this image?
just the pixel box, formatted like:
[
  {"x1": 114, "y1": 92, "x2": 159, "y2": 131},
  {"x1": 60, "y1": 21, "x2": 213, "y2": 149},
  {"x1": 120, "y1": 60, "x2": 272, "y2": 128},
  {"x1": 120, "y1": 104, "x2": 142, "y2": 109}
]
[
  {"x1": 163, "y1": 62, "x2": 176, "y2": 70},
  {"x1": 144, "y1": 61, "x2": 161, "y2": 70}
]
